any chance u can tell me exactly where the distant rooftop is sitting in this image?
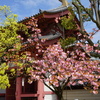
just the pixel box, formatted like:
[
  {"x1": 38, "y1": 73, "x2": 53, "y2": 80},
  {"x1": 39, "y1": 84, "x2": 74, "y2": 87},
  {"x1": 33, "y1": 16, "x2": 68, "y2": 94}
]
[
  {"x1": 39, "y1": 6, "x2": 68, "y2": 13},
  {"x1": 19, "y1": 5, "x2": 68, "y2": 23}
]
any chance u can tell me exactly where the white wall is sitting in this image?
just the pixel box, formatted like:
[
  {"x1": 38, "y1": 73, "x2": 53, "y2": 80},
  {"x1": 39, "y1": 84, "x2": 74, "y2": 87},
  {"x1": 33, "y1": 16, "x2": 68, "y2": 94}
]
[
  {"x1": 44, "y1": 82, "x2": 52, "y2": 91},
  {"x1": 63, "y1": 89, "x2": 100, "y2": 100},
  {"x1": 44, "y1": 94, "x2": 57, "y2": 100},
  {"x1": 44, "y1": 82, "x2": 57, "y2": 100},
  {"x1": 44, "y1": 83, "x2": 100, "y2": 100}
]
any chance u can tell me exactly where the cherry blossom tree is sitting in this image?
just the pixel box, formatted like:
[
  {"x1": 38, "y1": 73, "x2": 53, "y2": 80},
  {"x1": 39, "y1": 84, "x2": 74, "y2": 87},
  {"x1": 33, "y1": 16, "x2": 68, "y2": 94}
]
[
  {"x1": 27, "y1": 41, "x2": 100, "y2": 100},
  {"x1": 5, "y1": 14, "x2": 100, "y2": 100},
  {"x1": 13, "y1": 16, "x2": 100, "y2": 100}
]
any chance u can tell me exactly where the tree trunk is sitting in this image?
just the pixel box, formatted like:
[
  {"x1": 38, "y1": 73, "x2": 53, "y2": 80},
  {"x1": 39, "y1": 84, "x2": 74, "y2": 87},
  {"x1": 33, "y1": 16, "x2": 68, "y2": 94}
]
[
  {"x1": 56, "y1": 91, "x2": 64, "y2": 100},
  {"x1": 57, "y1": 95, "x2": 64, "y2": 100}
]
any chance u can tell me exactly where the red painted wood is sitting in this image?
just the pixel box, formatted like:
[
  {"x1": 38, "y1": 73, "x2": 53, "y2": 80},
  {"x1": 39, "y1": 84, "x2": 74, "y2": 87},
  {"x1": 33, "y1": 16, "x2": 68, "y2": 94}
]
[
  {"x1": 37, "y1": 80, "x2": 44, "y2": 100},
  {"x1": 6, "y1": 79, "x2": 16, "y2": 100},
  {"x1": 43, "y1": 10, "x2": 69, "y2": 18},
  {"x1": 0, "y1": 93, "x2": 5, "y2": 96},
  {"x1": 44, "y1": 91, "x2": 55, "y2": 95},
  {"x1": 21, "y1": 94, "x2": 38, "y2": 97},
  {"x1": 15, "y1": 77, "x2": 22, "y2": 100}
]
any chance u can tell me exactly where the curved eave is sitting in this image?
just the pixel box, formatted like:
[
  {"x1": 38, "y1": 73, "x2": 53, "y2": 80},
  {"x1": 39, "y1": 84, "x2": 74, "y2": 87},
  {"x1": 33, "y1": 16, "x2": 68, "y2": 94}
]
[
  {"x1": 39, "y1": 32, "x2": 61, "y2": 40},
  {"x1": 21, "y1": 33, "x2": 61, "y2": 51},
  {"x1": 40, "y1": 6, "x2": 68, "y2": 14},
  {"x1": 19, "y1": 6, "x2": 68, "y2": 23},
  {"x1": 22, "y1": 32, "x2": 61, "y2": 45},
  {"x1": 40, "y1": 6, "x2": 69, "y2": 18}
]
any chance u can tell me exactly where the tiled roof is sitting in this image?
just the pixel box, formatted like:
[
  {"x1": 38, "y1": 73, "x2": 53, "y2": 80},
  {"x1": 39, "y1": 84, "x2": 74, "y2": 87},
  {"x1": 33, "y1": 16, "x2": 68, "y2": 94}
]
[
  {"x1": 39, "y1": 6, "x2": 68, "y2": 13},
  {"x1": 19, "y1": 6, "x2": 68, "y2": 23},
  {"x1": 22, "y1": 32, "x2": 61, "y2": 45}
]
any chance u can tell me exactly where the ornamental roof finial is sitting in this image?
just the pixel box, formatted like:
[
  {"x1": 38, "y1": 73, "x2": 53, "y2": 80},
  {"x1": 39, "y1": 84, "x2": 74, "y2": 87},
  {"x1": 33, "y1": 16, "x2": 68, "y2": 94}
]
[{"x1": 59, "y1": 0, "x2": 69, "y2": 7}]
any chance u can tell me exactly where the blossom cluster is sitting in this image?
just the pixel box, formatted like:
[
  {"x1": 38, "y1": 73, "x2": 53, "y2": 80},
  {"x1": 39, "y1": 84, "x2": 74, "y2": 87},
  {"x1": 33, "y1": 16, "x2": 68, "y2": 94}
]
[{"x1": 29, "y1": 42, "x2": 100, "y2": 94}]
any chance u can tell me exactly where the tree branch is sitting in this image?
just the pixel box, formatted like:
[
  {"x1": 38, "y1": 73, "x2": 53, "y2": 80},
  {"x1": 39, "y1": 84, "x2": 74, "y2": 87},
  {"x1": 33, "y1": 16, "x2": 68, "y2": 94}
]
[
  {"x1": 73, "y1": 0, "x2": 100, "y2": 29},
  {"x1": 43, "y1": 80, "x2": 55, "y2": 92}
]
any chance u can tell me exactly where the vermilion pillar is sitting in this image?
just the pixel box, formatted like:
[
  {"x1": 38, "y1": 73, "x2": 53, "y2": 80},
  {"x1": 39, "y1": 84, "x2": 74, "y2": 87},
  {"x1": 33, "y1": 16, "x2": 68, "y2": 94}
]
[
  {"x1": 16, "y1": 77, "x2": 22, "y2": 100},
  {"x1": 37, "y1": 80, "x2": 44, "y2": 100}
]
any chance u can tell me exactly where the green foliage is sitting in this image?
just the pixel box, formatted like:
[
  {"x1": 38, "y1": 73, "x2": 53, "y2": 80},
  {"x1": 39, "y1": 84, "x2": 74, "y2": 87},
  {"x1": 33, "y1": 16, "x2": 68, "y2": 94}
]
[
  {"x1": 61, "y1": 15, "x2": 77, "y2": 30},
  {"x1": 72, "y1": 0, "x2": 94, "y2": 22},
  {"x1": 0, "y1": 24, "x2": 19, "y2": 52},
  {"x1": 0, "y1": 63, "x2": 10, "y2": 89},
  {"x1": 81, "y1": 8, "x2": 92, "y2": 22},
  {"x1": 60, "y1": 6, "x2": 77, "y2": 30},
  {"x1": 0, "y1": 6, "x2": 28, "y2": 59},
  {"x1": 60, "y1": 37, "x2": 76, "y2": 49},
  {"x1": 76, "y1": 6, "x2": 92, "y2": 22},
  {"x1": 0, "y1": 5, "x2": 17, "y2": 25},
  {"x1": 0, "y1": 5, "x2": 29, "y2": 89}
]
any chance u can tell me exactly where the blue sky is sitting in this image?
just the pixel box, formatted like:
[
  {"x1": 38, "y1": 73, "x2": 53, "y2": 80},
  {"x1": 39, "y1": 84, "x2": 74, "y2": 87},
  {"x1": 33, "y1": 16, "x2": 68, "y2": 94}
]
[
  {"x1": 0, "y1": 0, "x2": 99, "y2": 42},
  {"x1": 0, "y1": 0, "x2": 61, "y2": 20},
  {"x1": 0, "y1": 0, "x2": 89, "y2": 21}
]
